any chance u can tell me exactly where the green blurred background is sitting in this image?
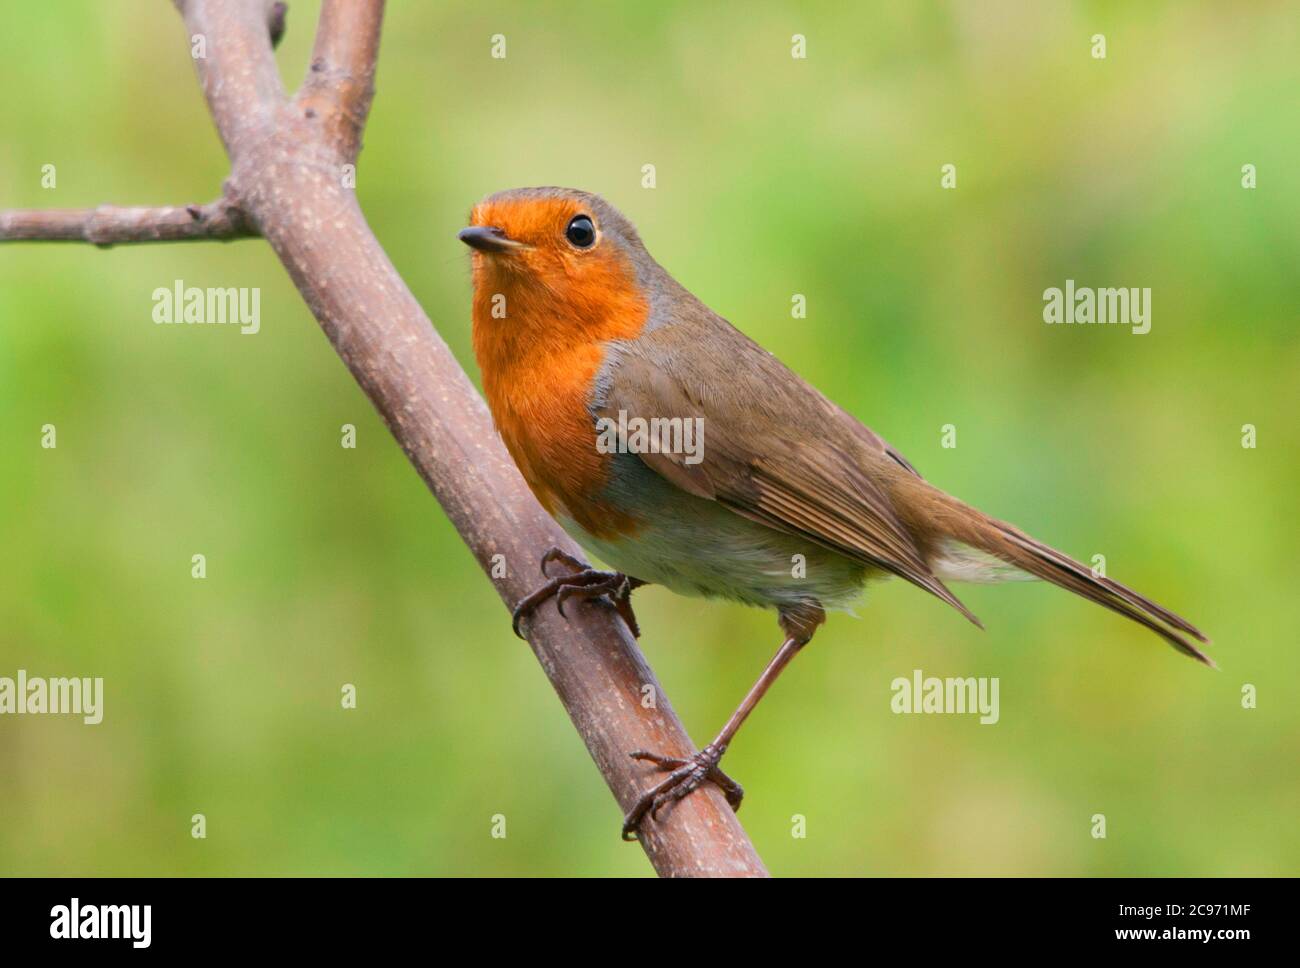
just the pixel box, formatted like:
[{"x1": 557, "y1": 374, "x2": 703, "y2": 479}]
[{"x1": 2, "y1": 1, "x2": 1297, "y2": 876}]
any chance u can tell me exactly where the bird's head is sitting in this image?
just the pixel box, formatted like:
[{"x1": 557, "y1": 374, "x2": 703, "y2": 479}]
[{"x1": 459, "y1": 187, "x2": 652, "y2": 351}]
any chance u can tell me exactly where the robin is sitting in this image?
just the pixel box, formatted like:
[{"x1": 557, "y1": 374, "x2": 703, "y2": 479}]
[{"x1": 459, "y1": 187, "x2": 1211, "y2": 840}]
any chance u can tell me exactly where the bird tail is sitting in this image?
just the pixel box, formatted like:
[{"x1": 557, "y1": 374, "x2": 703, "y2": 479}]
[{"x1": 918, "y1": 487, "x2": 1214, "y2": 667}]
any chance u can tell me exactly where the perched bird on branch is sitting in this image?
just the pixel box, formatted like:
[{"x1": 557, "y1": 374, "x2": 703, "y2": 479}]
[{"x1": 460, "y1": 187, "x2": 1212, "y2": 839}]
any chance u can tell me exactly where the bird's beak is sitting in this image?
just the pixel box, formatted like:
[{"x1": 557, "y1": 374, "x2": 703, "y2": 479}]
[{"x1": 458, "y1": 225, "x2": 528, "y2": 253}]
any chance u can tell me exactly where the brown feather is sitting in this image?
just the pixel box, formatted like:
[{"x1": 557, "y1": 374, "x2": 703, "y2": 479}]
[
  {"x1": 894, "y1": 481, "x2": 1215, "y2": 666},
  {"x1": 599, "y1": 320, "x2": 981, "y2": 627},
  {"x1": 599, "y1": 297, "x2": 1209, "y2": 662}
]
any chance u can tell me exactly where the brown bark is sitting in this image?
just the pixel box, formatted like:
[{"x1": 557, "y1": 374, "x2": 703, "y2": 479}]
[
  {"x1": 0, "y1": 0, "x2": 767, "y2": 877},
  {"x1": 0, "y1": 200, "x2": 251, "y2": 245}
]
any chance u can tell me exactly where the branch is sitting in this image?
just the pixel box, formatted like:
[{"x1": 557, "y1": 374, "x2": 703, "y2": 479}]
[
  {"x1": 172, "y1": 0, "x2": 285, "y2": 160},
  {"x1": 297, "y1": 0, "x2": 383, "y2": 162},
  {"x1": 0, "y1": 200, "x2": 253, "y2": 246},
  {"x1": 0, "y1": 0, "x2": 768, "y2": 877}
]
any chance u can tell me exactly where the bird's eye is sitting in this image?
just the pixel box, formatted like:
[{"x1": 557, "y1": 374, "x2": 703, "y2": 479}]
[{"x1": 565, "y1": 215, "x2": 596, "y2": 248}]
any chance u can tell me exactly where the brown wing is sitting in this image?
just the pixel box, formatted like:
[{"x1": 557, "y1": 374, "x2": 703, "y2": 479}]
[{"x1": 597, "y1": 320, "x2": 980, "y2": 626}]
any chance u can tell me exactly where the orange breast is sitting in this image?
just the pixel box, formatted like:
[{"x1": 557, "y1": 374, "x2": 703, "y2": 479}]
[{"x1": 471, "y1": 251, "x2": 650, "y2": 540}]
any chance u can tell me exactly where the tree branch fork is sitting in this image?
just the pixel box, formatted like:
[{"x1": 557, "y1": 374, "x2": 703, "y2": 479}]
[{"x1": 0, "y1": 0, "x2": 768, "y2": 876}]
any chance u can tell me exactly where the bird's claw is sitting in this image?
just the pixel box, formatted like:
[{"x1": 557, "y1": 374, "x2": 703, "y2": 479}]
[
  {"x1": 540, "y1": 546, "x2": 585, "y2": 578},
  {"x1": 621, "y1": 743, "x2": 743, "y2": 840},
  {"x1": 510, "y1": 547, "x2": 642, "y2": 639}
]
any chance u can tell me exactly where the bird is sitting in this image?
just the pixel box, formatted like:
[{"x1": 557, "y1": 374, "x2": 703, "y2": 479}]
[{"x1": 458, "y1": 186, "x2": 1212, "y2": 840}]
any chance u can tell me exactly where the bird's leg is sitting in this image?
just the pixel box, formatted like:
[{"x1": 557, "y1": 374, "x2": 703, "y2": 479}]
[
  {"x1": 511, "y1": 546, "x2": 644, "y2": 639},
  {"x1": 621, "y1": 604, "x2": 825, "y2": 840}
]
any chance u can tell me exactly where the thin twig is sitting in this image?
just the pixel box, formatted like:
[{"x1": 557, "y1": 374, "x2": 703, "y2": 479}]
[{"x1": 0, "y1": 200, "x2": 253, "y2": 246}]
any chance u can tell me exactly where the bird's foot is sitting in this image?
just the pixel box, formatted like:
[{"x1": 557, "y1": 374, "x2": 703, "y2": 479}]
[
  {"x1": 621, "y1": 744, "x2": 743, "y2": 840},
  {"x1": 510, "y1": 547, "x2": 642, "y2": 638}
]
